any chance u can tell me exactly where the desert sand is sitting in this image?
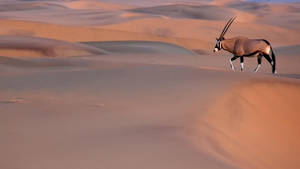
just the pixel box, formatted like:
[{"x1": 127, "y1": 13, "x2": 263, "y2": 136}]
[{"x1": 1, "y1": 0, "x2": 300, "y2": 169}]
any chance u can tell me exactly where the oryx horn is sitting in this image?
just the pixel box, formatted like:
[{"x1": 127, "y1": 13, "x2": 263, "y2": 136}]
[{"x1": 219, "y1": 16, "x2": 236, "y2": 39}]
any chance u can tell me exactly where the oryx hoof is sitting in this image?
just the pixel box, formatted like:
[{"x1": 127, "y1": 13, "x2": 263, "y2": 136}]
[
  {"x1": 240, "y1": 63, "x2": 244, "y2": 72},
  {"x1": 254, "y1": 64, "x2": 261, "y2": 73}
]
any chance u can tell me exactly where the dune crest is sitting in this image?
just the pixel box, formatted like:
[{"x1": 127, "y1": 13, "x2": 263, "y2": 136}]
[{"x1": 211, "y1": 0, "x2": 241, "y2": 6}]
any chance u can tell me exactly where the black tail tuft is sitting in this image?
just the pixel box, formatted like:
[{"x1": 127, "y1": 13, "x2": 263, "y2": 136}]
[{"x1": 270, "y1": 46, "x2": 276, "y2": 74}]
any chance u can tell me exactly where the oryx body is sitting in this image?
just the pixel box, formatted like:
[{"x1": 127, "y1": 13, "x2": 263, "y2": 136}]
[{"x1": 214, "y1": 17, "x2": 277, "y2": 74}]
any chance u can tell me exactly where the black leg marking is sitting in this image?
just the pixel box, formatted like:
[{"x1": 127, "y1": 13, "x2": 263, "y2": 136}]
[
  {"x1": 229, "y1": 55, "x2": 239, "y2": 71},
  {"x1": 231, "y1": 55, "x2": 239, "y2": 61},
  {"x1": 240, "y1": 56, "x2": 244, "y2": 63},
  {"x1": 240, "y1": 56, "x2": 244, "y2": 71},
  {"x1": 257, "y1": 56, "x2": 262, "y2": 65}
]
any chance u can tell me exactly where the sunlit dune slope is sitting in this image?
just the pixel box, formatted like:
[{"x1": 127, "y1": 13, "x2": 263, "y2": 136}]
[
  {"x1": 63, "y1": 0, "x2": 134, "y2": 10},
  {"x1": 195, "y1": 79, "x2": 300, "y2": 169}
]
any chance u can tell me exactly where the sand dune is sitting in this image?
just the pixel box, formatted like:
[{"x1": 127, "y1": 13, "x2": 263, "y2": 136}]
[
  {"x1": 211, "y1": 0, "x2": 240, "y2": 6},
  {"x1": 1, "y1": 1, "x2": 300, "y2": 169},
  {"x1": 0, "y1": 1, "x2": 66, "y2": 12},
  {"x1": 82, "y1": 41, "x2": 196, "y2": 55},
  {"x1": 0, "y1": 36, "x2": 106, "y2": 58},
  {"x1": 0, "y1": 0, "x2": 132, "y2": 26},
  {"x1": 275, "y1": 45, "x2": 300, "y2": 56},
  {"x1": 226, "y1": 1, "x2": 300, "y2": 30},
  {"x1": 130, "y1": 4, "x2": 234, "y2": 20},
  {"x1": 64, "y1": 0, "x2": 134, "y2": 10},
  {"x1": 0, "y1": 60, "x2": 252, "y2": 169},
  {"x1": 100, "y1": 17, "x2": 300, "y2": 48},
  {"x1": 226, "y1": 1, "x2": 269, "y2": 12},
  {"x1": 195, "y1": 79, "x2": 300, "y2": 169},
  {"x1": 0, "y1": 19, "x2": 208, "y2": 51}
]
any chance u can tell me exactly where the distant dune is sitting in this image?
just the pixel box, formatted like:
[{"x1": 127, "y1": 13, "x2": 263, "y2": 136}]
[
  {"x1": 0, "y1": 1, "x2": 66, "y2": 11},
  {"x1": 226, "y1": 1, "x2": 269, "y2": 12},
  {"x1": 130, "y1": 4, "x2": 234, "y2": 20},
  {"x1": 63, "y1": 0, "x2": 134, "y2": 10}
]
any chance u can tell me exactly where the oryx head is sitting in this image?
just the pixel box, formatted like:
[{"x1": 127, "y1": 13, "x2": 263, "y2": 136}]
[{"x1": 214, "y1": 16, "x2": 236, "y2": 52}]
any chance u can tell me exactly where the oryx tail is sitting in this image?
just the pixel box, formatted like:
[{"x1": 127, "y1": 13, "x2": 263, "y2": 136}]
[{"x1": 262, "y1": 39, "x2": 276, "y2": 73}]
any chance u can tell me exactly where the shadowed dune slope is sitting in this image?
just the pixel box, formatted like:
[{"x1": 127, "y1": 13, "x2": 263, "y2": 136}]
[
  {"x1": 82, "y1": 41, "x2": 196, "y2": 55},
  {"x1": 0, "y1": 36, "x2": 106, "y2": 58},
  {"x1": 0, "y1": 35, "x2": 197, "y2": 58},
  {"x1": 0, "y1": 0, "x2": 136, "y2": 26},
  {"x1": 130, "y1": 4, "x2": 234, "y2": 20},
  {"x1": 195, "y1": 79, "x2": 300, "y2": 169},
  {"x1": 275, "y1": 45, "x2": 300, "y2": 56},
  {"x1": 0, "y1": 1, "x2": 66, "y2": 12},
  {"x1": 226, "y1": 1, "x2": 269, "y2": 13}
]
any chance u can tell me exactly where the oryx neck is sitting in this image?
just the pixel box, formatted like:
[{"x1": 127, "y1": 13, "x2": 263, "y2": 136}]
[
  {"x1": 220, "y1": 40, "x2": 223, "y2": 50},
  {"x1": 221, "y1": 38, "x2": 235, "y2": 53}
]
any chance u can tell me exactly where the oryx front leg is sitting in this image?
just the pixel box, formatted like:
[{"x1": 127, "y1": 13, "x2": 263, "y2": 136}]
[
  {"x1": 254, "y1": 56, "x2": 262, "y2": 73},
  {"x1": 229, "y1": 55, "x2": 239, "y2": 71}
]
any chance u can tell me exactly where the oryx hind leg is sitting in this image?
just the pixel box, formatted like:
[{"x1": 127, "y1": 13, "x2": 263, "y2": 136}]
[
  {"x1": 230, "y1": 55, "x2": 239, "y2": 71},
  {"x1": 254, "y1": 55, "x2": 262, "y2": 72},
  {"x1": 262, "y1": 53, "x2": 274, "y2": 73}
]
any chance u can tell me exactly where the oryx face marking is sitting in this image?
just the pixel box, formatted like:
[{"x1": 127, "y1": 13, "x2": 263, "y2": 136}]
[{"x1": 214, "y1": 39, "x2": 222, "y2": 52}]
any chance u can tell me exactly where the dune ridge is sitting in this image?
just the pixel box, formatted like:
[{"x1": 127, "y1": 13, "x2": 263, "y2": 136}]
[{"x1": 194, "y1": 79, "x2": 300, "y2": 169}]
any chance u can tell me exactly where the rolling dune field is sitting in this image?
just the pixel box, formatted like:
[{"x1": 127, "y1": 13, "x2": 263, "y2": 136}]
[{"x1": 1, "y1": 0, "x2": 300, "y2": 169}]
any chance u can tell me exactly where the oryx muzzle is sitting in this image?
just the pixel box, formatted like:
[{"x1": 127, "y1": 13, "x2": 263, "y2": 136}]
[{"x1": 214, "y1": 17, "x2": 277, "y2": 74}]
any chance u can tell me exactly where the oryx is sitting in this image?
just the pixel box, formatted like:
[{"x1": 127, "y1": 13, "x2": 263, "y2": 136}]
[{"x1": 213, "y1": 17, "x2": 277, "y2": 74}]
